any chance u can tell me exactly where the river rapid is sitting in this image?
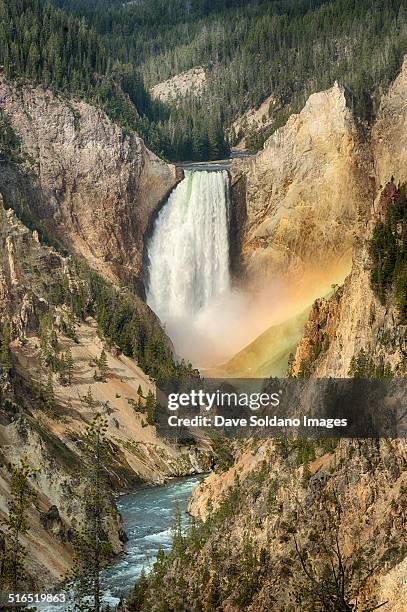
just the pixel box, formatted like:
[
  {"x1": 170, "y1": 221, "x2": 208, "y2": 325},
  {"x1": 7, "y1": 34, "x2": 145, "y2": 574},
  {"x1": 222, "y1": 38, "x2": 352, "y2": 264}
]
[
  {"x1": 102, "y1": 475, "x2": 202, "y2": 607},
  {"x1": 33, "y1": 475, "x2": 203, "y2": 611}
]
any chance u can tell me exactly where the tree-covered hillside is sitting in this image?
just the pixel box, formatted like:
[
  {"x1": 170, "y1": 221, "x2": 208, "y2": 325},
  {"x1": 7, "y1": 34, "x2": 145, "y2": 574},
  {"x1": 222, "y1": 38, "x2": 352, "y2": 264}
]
[
  {"x1": 1, "y1": 0, "x2": 407, "y2": 159},
  {"x1": 0, "y1": 0, "x2": 149, "y2": 134}
]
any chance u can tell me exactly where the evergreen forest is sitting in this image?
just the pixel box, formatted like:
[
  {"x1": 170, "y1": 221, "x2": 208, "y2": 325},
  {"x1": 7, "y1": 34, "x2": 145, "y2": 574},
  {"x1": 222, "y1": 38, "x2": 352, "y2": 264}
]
[{"x1": 1, "y1": 0, "x2": 406, "y2": 160}]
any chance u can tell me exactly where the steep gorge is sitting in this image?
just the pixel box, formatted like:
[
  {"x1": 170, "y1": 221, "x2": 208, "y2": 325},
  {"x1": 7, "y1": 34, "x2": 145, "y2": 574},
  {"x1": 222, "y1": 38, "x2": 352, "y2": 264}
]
[
  {"x1": 0, "y1": 190, "x2": 210, "y2": 588},
  {"x1": 1, "y1": 52, "x2": 406, "y2": 601},
  {"x1": 125, "y1": 59, "x2": 407, "y2": 611}
]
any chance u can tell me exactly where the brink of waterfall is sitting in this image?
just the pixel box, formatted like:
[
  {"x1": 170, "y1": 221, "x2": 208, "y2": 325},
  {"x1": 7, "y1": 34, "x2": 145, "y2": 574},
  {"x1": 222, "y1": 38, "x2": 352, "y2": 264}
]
[{"x1": 146, "y1": 169, "x2": 231, "y2": 334}]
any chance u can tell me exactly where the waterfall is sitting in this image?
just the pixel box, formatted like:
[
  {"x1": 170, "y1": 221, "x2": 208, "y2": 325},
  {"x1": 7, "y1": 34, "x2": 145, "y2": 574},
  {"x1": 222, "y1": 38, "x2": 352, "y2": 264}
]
[{"x1": 146, "y1": 170, "x2": 231, "y2": 328}]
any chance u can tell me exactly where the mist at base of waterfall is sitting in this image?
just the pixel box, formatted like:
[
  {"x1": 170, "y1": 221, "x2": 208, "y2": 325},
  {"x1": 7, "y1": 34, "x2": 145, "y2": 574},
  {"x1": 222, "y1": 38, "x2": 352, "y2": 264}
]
[
  {"x1": 156, "y1": 283, "x2": 300, "y2": 368},
  {"x1": 157, "y1": 288, "x2": 250, "y2": 367}
]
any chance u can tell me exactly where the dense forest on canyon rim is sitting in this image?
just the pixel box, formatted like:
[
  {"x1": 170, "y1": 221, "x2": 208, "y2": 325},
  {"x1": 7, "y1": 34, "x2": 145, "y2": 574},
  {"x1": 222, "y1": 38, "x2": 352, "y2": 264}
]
[{"x1": 0, "y1": 0, "x2": 406, "y2": 160}]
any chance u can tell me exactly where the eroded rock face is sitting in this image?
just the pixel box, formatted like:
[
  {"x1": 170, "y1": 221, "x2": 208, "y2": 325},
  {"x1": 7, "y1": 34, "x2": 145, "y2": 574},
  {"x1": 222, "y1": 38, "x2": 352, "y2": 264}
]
[
  {"x1": 0, "y1": 78, "x2": 178, "y2": 285},
  {"x1": 292, "y1": 235, "x2": 406, "y2": 378},
  {"x1": 291, "y1": 54, "x2": 407, "y2": 378},
  {"x1": 150, "y1": 67, "x2": 206, "y2": 104},
  {"x1": 228, "y1": 93, "x2": 276, "y2": 149},
  {"x1": 230, "y1": 82, "x2": 371, "y2": 293},
  {"x1": 0, "y1": 196, "x2": 61, "y2": 333}
]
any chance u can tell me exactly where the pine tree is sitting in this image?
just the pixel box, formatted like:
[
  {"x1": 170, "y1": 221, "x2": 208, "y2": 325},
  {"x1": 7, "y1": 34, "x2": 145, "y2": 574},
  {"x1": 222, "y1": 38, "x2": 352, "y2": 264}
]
[
  {"x1": 0, "y1": 460, "x2": 37, "y2": 592},
  {"x1": 66, "y1": 413, "x2": 112, "y2": 612},
  {"x1": 302, "y1": 458, "x2": 311, "y2": 483},
  {"x1": 58, "y1": 352, "x2": 67, "y2": 384},
  {"x1": 44, "y1": 371, "x2": 55, "y2": 413},
  {"x1": 65, "y1": 348, "x2": 74, "y2": 385},
  {"x1": 145, "y1": 390, "x2": 157, "y2": 426},
  {"x1": 207, "y1": 116, "x2": 220, "y2": 160},
  {"x1": 191, "y1": 123, "x2": 204, "y2": 160},
  {"x1": 97, "y1": 349, "x2": 109, "y2": 382},
  {"x1": 126, "y1": 567, "x2": 149, "y2": 611},
  {"x1": 50, "y1": 329, "x2": 60, "y2": 355},
  {"x1": 83, "y1": 387, "x2": 95, "y2": 411},
  {"x1": 0, "y1": 321, "x2": 12, "y2": 376},
  {"x1": 287, "y1": 352, "x2": 295, "y2": 377},
  {"x1": 39, "y1": 312, "x2": 59, "y2": 370}
]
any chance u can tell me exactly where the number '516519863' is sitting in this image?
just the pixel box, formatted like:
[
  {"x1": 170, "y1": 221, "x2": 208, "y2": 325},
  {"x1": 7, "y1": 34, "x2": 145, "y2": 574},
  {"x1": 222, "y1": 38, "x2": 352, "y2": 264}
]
[{"x1": 5, "y1": 592, "x2": 67, "y2": 604}]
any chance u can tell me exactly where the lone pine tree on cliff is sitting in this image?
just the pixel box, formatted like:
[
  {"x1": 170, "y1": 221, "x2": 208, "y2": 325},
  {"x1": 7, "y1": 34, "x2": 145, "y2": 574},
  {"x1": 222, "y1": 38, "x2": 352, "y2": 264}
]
[
  {"x1": 65, "y1": 347, "x2": 74, "y2": 385},
  {"x1": 97, "y1": 349, "x2": 109, "y2": 382},
  {"x1": 0, "y1": 460, "x2": 37, "y2": 592},
  {"x1": 44, "y1": 371, "x2": 55, "y2": 413},
  {"x1": 0, "y1": 321, "x2": 12, "y2": 376},
  {"x1": 66, "y1": 413, "x2": 113, "y2": 612}
]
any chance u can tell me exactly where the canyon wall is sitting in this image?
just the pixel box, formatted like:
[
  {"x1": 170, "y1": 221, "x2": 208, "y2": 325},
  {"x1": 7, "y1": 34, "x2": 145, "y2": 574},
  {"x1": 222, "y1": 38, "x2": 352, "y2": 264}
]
[
  {"x1": 291, "y1": 226, "x2": 406, "y2": 378},
  {"x1": 292, "y1": 58, "x2": 407, "y2": 379},
  {"x1": 184, "y1": 438, "x2": 406, "y2": 612},
  {"x1": 0, "y1": 78, "x2": 179, "y2": 286},
  {"x1": 230, "y1": 82, "x2": 371, "y2": 298},
  {"x1": 372, "y1": 56, "x2": 407, "y2": 188}
]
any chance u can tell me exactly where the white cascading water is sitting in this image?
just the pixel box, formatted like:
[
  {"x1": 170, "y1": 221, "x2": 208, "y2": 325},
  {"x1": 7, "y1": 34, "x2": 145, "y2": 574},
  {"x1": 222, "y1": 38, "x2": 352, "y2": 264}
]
[{"x1": 146, "y1": 169, "x2": 231, "y2": 364}]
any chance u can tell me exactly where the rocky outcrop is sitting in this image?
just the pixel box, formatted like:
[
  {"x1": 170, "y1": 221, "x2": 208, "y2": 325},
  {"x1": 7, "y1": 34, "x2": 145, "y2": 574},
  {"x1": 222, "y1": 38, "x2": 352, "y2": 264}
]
[
  {"x1": 0, "y1": 199, "x2": 60, "y2": 332},
  {"x1": 291, "y1": 230, "x2": 406, "y2": 378},
  {"x1": 230, "y1": 82, "x2": 371, "y2": 297},
  {"x1": 150, "y1": 67, "x2": 206, "y2": 104},
  {"x1": 135, "y1": 437, "x2": 406, "y2": 611},
  {"x1": 228, "y1": 93, "x2": 276, "y2": 149},
  {"x1": 39, "y1": 505, "x2": 66, "y2": 541},
  {"x1": 0, "y1": 78, "x2": 179, "y2": 286}
]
